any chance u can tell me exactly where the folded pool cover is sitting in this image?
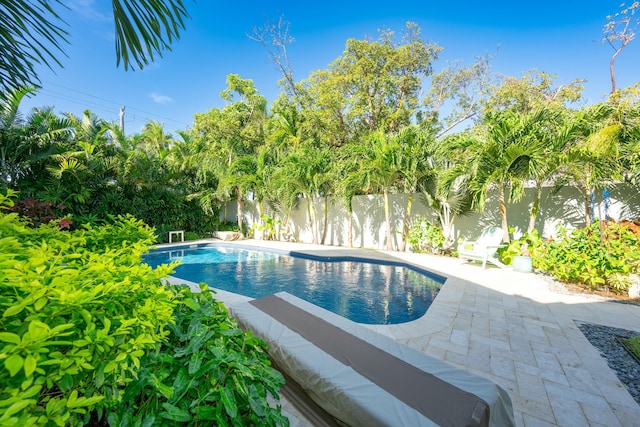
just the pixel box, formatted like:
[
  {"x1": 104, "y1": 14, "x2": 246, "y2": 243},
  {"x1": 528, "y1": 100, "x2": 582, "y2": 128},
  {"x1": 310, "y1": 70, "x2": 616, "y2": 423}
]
[{"x1": 230, "y1": 292, "x2": 515, "y2": 427}]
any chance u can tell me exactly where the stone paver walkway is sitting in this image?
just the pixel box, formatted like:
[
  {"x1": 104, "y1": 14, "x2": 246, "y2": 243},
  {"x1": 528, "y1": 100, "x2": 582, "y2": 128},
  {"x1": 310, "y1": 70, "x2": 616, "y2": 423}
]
[{"x1": 163, "y1": 239, "x2": 640, "y2": 426}]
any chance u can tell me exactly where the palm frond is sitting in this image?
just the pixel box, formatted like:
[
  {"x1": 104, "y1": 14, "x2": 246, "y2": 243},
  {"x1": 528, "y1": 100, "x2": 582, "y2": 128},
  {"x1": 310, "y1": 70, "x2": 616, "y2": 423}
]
[{"x1": 0, "y1": 1, "x2": 68, "y2": 95}]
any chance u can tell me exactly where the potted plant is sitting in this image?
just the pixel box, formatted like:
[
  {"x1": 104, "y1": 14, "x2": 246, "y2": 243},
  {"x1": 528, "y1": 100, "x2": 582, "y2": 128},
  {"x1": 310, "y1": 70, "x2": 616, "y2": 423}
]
[
  {"x1": 512, "y1": 241, "x2": 533, "y2": 273},
  {"x1": 504, "y1": 229, "x2": 541, "y2": 273}
]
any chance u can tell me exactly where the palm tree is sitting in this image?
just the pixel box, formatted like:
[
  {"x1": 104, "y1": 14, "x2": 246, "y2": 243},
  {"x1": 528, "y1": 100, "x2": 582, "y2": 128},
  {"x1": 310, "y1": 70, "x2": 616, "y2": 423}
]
[
  {"x1": 354, "y1": 131, "x2": 403, "y2": 251},
  {"x1": 617, "y1": 99, "x2": 640, "y2": 186},
  {"x1": 0, "y1": 87, "x2": 35, "y2": 187},
  {"x1": 465, "y1": 109, "x2": 549, "y2": 242},
  {"x1": 417, "y1": 133, "x2": 473, "y2": 251},
  {"x1": 138, "y1": 120, "x2": 174, "y2": 156},
  {"x1": 1, "y1": 0, "x2": 190, "y2": 96},
  {"x1": 394, "y1": 126, "x2": 433, "y2": 251},
  {"x1": 269, "y1": 146, "x2": 331, "y2": 244},
  {"x1": 46, "y1": 110, "x2": 120, "y2": 209},
  {"x1": 192, "y1": 75, "x2": 268, "y2": 235},
  {"x1": 334, "y1": 143, "x2": 368, "y2": 247},
  {"x1": 558, "y1": 103, "x2": 624, "y2": 225},
  {"x1": 3, "y1": 102, "x2": 72, "y2": 197},
  {"x1": 261, "y1": 100, "x2": 304, "y2": 237},
  {"x1": 522, "y1": 106, "x2": 573, "y2": 233}
]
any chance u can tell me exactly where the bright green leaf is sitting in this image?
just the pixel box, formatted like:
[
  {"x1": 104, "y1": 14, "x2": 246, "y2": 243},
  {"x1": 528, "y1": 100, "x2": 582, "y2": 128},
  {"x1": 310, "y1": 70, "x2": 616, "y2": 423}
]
[
  {"x1": 5, "y1": 354, "x2": 24, "y2": 377},
  {"x1": 0, "y1": 332, "x2": 21, "y2": 345},
  {"x1": 221, "y1": 385, "x2": 238, "y2": 418},
  {"x1": 160, "y1": 402, "x2": 192, "y2": 422},
  {"x1": 23, "y1": 354, "x2": 37, "y2": 377}
]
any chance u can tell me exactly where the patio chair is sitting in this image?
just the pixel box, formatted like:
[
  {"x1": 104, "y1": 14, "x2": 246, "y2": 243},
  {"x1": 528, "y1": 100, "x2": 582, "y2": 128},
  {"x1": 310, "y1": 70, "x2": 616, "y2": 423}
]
[{"x1": 458, "y1": 226, "x2": 506, "y2": 269}]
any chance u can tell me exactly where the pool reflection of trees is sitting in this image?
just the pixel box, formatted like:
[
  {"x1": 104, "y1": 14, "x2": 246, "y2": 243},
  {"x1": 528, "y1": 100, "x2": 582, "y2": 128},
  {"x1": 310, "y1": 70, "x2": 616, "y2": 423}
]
[{"x1": 163, "y1": 248, "x2": 442, "y2": 323}]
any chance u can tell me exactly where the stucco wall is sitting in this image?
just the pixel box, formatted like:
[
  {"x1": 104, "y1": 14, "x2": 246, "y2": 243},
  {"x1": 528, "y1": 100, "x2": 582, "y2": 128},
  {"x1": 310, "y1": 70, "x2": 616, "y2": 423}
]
[{"x1": 226, "y1": 183, "x2": 640, "y2": 250}]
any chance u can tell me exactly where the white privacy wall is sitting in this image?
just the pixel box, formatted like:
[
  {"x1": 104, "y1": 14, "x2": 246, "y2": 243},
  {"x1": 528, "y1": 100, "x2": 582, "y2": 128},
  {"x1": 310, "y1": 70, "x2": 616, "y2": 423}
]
[{"x1": 226, "y1": 183, "x2": 640, "y2": 251}]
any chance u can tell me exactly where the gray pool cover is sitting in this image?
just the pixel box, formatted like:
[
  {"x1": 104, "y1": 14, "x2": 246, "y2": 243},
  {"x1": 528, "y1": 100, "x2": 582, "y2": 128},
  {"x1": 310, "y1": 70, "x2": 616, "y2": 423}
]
[{"x1": 230, "y1": 292, "x2": 515, "y2": 427}]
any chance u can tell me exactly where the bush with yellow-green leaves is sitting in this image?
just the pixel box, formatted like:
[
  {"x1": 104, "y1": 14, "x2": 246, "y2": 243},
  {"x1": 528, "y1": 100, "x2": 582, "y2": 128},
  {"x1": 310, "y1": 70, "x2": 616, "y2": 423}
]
[{"x1": 0, "y1": 190, "x2": 286, "y2": 426}]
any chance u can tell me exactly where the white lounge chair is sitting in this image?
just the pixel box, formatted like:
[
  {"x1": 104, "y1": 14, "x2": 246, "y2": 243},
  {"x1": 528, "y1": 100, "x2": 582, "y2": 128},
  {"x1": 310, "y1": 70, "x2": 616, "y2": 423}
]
[{"x1": 458, "y1": 226, "x2": 506, "y2": 269}]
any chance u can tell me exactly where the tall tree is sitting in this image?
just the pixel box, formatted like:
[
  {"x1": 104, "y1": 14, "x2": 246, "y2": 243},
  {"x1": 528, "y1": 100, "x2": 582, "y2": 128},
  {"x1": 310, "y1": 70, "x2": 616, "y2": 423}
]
[
  {"x1": 302, "y1": 22, "x2": 441, "y2": 147},
  {"x1": 480, "y1": 70, "x2": 586, "y2": 233},
  {"x1": 138, "y1": 120, "x2": 174, "y2": 156},
  {"x1": 192, "y1": 75, "x2": 267, "y2": 236},
  {"x1": 603, "y1": 2, "x2": 639, "y2": 94},
  {"x1": 249, "y1": 16, "x2": 300, "y2": 101},
  {"x1": 422, "y1": 132, "x2": 475, "y2": 251},
  {"x1": 423, "y1": 54, "x2": 496, "y2": 137},
  {"x1": 485, "y1": 70, "x2": 584, "y2": 114},
  {"x1": 353, "y1": 131, "x2": 404, "y2": 251},
  {"x1": 465, "y1": 109, "x2": 550, "y2": 242},
  {"x1": 395, "y1": 126, "x2": 433, "y2": 251},
  {"x1": 559, "y1": 104, "x2": 624, "y2": 225},
  {"x1": 269, "y1": 145, "x2": 331, "y2": 244}
]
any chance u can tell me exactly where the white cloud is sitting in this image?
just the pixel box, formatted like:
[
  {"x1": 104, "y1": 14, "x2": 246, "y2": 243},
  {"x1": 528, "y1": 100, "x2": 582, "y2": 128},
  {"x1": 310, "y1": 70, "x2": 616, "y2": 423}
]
[
  {"x1": 68, "y1": 0, "x2": 110, "y2": 21},
  {"x1": 150, "y1": 93, "x2": 174, "y2": 105}
]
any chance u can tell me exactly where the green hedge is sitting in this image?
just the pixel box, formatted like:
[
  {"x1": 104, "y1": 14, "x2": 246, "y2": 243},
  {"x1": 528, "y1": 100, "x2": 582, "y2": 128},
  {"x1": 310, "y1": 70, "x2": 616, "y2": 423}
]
[
  {"x1": 537, "y1": 220, "x2": 640, "y2": 293},
  {"x1": 0, "y1": 191, "x2": 287, "y2": 426}
]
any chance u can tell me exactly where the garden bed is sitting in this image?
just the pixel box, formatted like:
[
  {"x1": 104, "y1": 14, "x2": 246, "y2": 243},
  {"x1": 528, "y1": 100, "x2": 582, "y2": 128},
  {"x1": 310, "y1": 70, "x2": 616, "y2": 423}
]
[{"x1": 576, "y1": 321, "x2": 640, "y2": 405}]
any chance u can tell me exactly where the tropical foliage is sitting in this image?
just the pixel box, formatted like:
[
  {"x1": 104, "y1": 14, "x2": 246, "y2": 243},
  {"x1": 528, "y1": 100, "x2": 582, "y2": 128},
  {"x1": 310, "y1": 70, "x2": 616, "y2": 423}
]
[
  {"x1": 4, "y1": 7, "x2": 640, "y2": 427},
  {"x1": 536, "y1": 220, "x2": 640, "y2": 293},
  {"x1": 0, "y1": 0, "x2": 190, "y2": 96},
  {"x1": 0, "y1": 191, "x2": 286, "y2": 426},
  {"x1": 1, "y1": 21, "x2": 639, "y2": 280}
]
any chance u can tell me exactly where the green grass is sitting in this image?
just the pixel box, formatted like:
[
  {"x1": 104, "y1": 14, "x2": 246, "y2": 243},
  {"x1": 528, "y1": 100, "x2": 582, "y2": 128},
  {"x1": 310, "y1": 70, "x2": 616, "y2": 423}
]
[{"x1": 624, "y1": 336, "x2": 640, "y2": 359}]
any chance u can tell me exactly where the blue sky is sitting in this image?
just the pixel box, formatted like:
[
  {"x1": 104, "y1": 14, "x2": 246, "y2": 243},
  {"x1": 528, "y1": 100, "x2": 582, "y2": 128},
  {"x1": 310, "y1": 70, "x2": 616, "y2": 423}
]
[{"x1": 19, "y1": 0, "x2": 640, "y2": 136}]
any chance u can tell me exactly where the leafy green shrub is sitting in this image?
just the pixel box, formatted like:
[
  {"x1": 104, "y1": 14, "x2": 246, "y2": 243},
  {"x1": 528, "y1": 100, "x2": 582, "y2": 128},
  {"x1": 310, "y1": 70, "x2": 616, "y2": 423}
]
[
  {"x1": 216, "y1": 221, "x2": 239, "y2": 232},
  {"x1": 407, "y1": 215, "x2": 445, "y2": 254},
  {"x1": 111, "y1": 284, "x2": 288, "y2": 426},
  {"x1": 537, "y1": 220, "x2": 640, "y2": 293},
  {"x1": 250, "y1": 214, "x2": 280, "y2": 240},
  {"x1": 0, "y1": 192, "x2": 177, "y2": 426},
  {"x1": 0, "y1": 191, "x2": 287, "y2": 426},
  {"x1": 500, "y1": 229, "x2": 544, "y2": 266},
  {"x1": 184, "y1": 231, "x2": 200, "y2": 241}
]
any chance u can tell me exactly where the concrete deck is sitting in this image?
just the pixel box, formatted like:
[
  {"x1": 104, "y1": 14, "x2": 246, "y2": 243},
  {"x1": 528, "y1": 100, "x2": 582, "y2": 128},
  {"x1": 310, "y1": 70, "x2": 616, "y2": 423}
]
[{"x1": 163, "y1": 239, "x2": 640, "y2": 426}]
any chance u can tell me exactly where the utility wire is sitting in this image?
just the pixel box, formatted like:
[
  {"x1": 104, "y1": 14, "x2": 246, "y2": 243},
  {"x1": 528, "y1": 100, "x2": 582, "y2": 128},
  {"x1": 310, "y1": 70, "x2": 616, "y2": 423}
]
[{"x1": 31, "y1": 81, "x2": 192, "y2": 134}]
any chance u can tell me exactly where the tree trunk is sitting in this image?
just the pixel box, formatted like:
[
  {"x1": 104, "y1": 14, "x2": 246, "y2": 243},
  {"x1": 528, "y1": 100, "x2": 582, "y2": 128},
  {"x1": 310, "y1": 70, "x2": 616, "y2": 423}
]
[
  {"x1": 320, "y1": 194, "x2": 328, "y2": 245},
  {"x1": 348, "y1": 206, "x2": 353, "y2": 248},
  {"x1": 399, "y1": 193, "x2": 413, "y2": 252},
  {"x1": 256, "y1": 200, "x2": 264, "y2": 240},
  {"x1": 384, "y1": 189, "x2": 393, "y2": 251},
  {"x1": 440, "y1": 202, "x2": 455, "y2": 252},
  {"x1": 610, "y1": 49, "x2": 621, "y2": 95},
  {"x1": 527, "y1": 182, "x2": 543, "y2": 233},
  {"x1": 583, "y1": 186, "x2": 593, "y2": 227},
  {"x1": 283, "y1": 205, "x2": 293, "y2": 241},
  {"x1": 498, "y1": 185, "x2": 509, "y2": 243},
  {"x1": 236, "y1": 188, "x2": 244, "y2": 236},
  {"x1": 307, "y1": 195, "x2": 318, "y2": 244}
]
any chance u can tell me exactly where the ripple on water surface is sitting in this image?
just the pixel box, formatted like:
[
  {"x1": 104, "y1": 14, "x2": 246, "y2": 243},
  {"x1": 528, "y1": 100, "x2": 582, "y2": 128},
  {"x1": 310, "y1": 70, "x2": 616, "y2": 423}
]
[{"x1": 144, "y1": 245, "x2": 444, "y2": 325}]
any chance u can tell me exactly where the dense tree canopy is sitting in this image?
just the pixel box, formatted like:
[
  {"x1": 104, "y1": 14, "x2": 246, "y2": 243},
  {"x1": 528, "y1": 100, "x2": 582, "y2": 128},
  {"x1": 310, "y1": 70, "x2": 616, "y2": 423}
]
[{"x1": 1, "y1": 20, "x2": 639, "y2": 247}]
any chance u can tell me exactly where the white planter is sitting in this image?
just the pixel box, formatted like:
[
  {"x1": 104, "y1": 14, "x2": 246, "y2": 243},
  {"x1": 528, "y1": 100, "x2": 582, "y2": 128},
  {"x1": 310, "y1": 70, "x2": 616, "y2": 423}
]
[{"x1": 512, "y1": 256, "x2": 533, "y2": 273}]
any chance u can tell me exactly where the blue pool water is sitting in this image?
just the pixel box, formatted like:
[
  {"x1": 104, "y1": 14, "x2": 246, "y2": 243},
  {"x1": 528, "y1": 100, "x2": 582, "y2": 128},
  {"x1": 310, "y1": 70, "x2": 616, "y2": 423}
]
[{"x1": 143, "y1": 245, "x2": 445, "y2": 324}]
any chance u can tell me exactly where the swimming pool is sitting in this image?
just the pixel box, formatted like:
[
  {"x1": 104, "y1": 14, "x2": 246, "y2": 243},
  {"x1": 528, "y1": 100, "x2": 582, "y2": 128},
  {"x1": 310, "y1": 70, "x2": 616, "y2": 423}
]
[{"x1": 143, "y1": 244, "x2": 445, "y2": 324}]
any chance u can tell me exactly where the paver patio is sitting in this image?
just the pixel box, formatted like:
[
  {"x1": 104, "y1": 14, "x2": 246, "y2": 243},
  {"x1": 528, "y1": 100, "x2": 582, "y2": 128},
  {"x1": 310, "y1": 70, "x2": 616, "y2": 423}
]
[{"x1": 164, "y1": 240, "x2": 640, "y2": 426}]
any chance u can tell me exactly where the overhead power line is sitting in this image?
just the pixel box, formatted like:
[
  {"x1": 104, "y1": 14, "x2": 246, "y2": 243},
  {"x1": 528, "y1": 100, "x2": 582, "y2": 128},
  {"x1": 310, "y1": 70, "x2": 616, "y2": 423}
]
[{"x1": 29, "y1": 81, "x2": 193, "y2": 133}]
